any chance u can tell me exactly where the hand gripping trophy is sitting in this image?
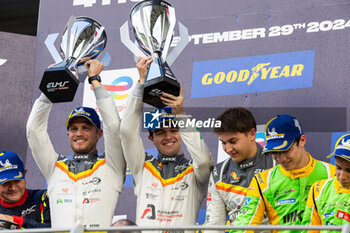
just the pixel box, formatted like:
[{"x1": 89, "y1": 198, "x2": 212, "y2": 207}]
[
  {"x1": 121, "y1": 0, "x2": 189, "y2": 108},
  {"x1": 39, "y1": 16, "x2": 107, "y2": 103}
]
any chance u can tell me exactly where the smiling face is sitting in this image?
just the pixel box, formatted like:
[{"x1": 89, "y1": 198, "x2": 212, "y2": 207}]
[
  {"x1": 148, "y1": 127, "x2": 182, "y2": 156},
  {"x1": 218, "y1": 129, "x2": 257, "y2": 163},
  {"x1": 67, "y1": 117, "x2": 103, "y2": 154},
  {"x1": 335, "y1": 156, "x2": 350, "y2": 189},
  {"x1": 0, "y1": 179, "x2": 26, "y2": 203},
  {"x1": 268, "y1": 135, "x2": 308, "y2": 170}
]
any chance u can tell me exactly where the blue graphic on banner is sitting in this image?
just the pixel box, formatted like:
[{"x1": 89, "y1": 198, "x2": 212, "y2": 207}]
[
  {"x1": 256, "y1": 132, "x2": 266, "y2": 147},
  {"x1": 124, "y1": 148, "x2": 159, "y2": 188},
  {"x1": 124, "y1": 167, "x2": 133, "y2": 188},
  {"x1": 191, "y1": 50, "x2": 314, "y2": 98},
  {"x1": 196, "y1": 209, "x2": 206, "y2": 233},
  {"x1": 330, "y1": 131, "x2": 350, "y2": 165}
]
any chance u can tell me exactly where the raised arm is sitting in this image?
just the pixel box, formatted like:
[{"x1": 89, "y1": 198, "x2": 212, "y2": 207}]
[
  {"x1": 161, "y1": 87, "x2": 213, "y2": 188},
  {"x1": 86, "y1": 59, "x2": 126, "y2": 188},
  {"x1": 120, "y1": 57, "x2": 153, "y2": 186}
]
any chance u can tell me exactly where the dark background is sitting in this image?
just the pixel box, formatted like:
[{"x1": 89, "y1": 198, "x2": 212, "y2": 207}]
[{"x1": 0, "y1": 0, "x2": 40, "y2": 36}]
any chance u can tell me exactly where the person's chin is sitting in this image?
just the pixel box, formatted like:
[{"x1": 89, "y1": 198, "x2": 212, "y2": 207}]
[
  {"x1": 73, "y1": 146, "x2": 89, "y2": 154},
  {"x1": 340, "y1": 182, "x2": 350, "y2": 189},
  {"x1": 280, "y1": 161, "x2": 293, "y2": 170},
  {"x1": 230, "y1": 154, "x2": 244, "y2": 163},
  {"x1": 162, "y1": 151, "x2": 177, "y2": 156},
  {"x1": 5, "y1": 195, "x2": 21, "y2": 203}
]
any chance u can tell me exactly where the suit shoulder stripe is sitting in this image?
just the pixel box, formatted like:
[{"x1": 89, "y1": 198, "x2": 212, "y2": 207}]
[
  {"x1": 144, "y1": 161, "x2": 193, "y2": 186},
  {"x1": 56, "y1": 159, "x2": 105, "y2": 181}
]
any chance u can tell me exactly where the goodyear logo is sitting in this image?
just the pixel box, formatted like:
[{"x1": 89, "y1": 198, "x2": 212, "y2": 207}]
[{"x1": 191, "y1": 50, "x2": 314, "y2": 98}]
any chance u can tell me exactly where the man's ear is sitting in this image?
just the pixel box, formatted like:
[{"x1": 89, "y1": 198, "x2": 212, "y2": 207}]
[
  {"x1": 24, "y1": 169, "x2": 27, "y2": 175},
  {"x1": 98, "y1": 129, "x2": 103, "y2": 139},
  {"x1": 249, "y1": 128, "x2": 257, "y2": 141},
  {"x1": 299, "y1": 134, "x2": 306, "y2": 147},
  {"x1": 148, "y1": 135, "x2": 153, "y2": 142}
]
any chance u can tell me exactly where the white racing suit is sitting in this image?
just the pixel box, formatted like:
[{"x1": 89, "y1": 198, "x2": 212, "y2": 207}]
[
  {"x1": 120, "y1": 83, "x2": 213, "y2": 232},
  {"x1": 26, "y1": 86, "x2": 125, "y2": 228},
  {"x1": 205, "y1": 144, "x2": 274, "y2": 233}
]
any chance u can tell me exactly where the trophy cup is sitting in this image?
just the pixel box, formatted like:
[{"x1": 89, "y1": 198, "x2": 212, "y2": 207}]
[
  {"x1": 130, "y1": 0, "x2": 180, "y2": 108},
  {"x1": 39, "y1": 16, "x2": 107, "y2": 103}
]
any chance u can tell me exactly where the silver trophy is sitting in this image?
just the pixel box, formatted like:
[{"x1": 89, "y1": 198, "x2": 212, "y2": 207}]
[
  {"x1": 130, "y1": 0, "x2": 180, "y2": 108},
  {"x1": 39, "y1": 16, "x2": 107, "y2": 103}
]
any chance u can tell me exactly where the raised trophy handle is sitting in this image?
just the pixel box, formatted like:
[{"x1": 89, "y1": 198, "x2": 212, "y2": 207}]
[
  {"x1": 120, "y1": 21, "x2": 145, "y2": 59},
  {"x1": 120, "y1": 21, "x2": 189, "y2": 66},
  {"x1": 73, "y1": 26, "x2": 106, "y2": 68},
  {"x1": 165, "y1": 22, "x2": 189, "y2": 66},
  {"x1": 160, "y1": 6, "x2": 176, "y2": 63},
  {"x1": 64, "y1": 15, "x2": 77, "y2": 63}
]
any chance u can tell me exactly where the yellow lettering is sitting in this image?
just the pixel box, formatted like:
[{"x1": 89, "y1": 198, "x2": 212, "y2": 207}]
[
  {"x1": 214, "y1": 72, "x2": 225, "y2": 84},
  {"x1": 201, "y1": 73, "x2": 213, "y2": 85},
  {"x1": 237, "y1": 70, "x2": 250, "y2": 82},
  {"x1": 260, "y1": 67, "x2": 271, "y2": 79},
  {"x1": 291, "y1": 64, "x2": 304, "y2": 76},
  {"x1": 270, "y1": 66, "x2": 281, "y2": 79},
  {"x1": 226, "y1": 71, "x2": 238, "y2": 83},
  {"x1": 279, "y1": 65, "x2": 290, "y2": 77}
]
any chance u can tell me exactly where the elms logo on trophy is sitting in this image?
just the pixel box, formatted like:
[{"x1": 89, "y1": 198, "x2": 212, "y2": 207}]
[{"x1": 40, "y1": 16, "x2": 107, "y2": 103}]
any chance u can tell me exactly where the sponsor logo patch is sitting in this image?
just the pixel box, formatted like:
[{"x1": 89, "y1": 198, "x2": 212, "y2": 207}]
[
  {"x1": 276, "y1": 198, "x2": 296, "y2": 206},
  {"x1": 191, "y1": 50, "x2": 314, "y2": 98}
]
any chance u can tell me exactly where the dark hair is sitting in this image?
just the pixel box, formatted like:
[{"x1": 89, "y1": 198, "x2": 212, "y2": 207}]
[
  {"x1": 112, "y1": 219, "x2": 137, "y2": 226},
  {"x1": 294, "y1": 136, "x2": 301, "y2": 146},
  {"x1": 111, "y1": 219, "x2": 140, "y2": 233},
  {"x1": 148, "y1": 120, "x2": 179, "y2": 138},
  {"x1": 214, "y1": 107, "x2": 256, "y2": 134},
  {"x1": 149, "y1": 130, "x2": 154, "y2": 138}
]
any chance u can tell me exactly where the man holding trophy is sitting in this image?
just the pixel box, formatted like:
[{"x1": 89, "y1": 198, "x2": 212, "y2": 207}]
[
  {"x1": 120, "y1": 55, "x2": 212, "y2": 231},
  {"x1": 120, "y1": 2, "x2": 212, "y2": 231},
  {"x1": 26, "y1": 17, "x2": 125, "y2": 228}
]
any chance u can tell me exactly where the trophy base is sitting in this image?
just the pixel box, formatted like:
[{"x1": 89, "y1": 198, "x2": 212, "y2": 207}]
[
  {"x1": 143, "y1": 76, "x2": 180, "y2": 109},
  {"x1": 39, "y1": 66, "x2": 79, "y2": 103}
]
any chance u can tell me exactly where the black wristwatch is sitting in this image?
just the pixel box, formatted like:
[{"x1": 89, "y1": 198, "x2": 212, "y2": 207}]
[{"x1": 88, "y1": 75, "x2": 101, "y2": 84}]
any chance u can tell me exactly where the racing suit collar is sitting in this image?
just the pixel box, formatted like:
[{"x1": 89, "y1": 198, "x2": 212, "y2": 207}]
[
  {"x1": 73, "y1": 151, "x2": 98, "y2": 161},
  {"x1": 279, "y1": 152, "x2": 315, "y2": 179},
  {"x1": 158, "y1": 153, "x2": 185, "y2": 164},
  {"x1": 0, "y1": 189, "x2": 28, "y2": 207},
  {"x1": 334, "y1": 177, "x2": 350, "y2": 193},
  {"x1": 238, "y1": 143, "x2": 263, "y2": 169}
]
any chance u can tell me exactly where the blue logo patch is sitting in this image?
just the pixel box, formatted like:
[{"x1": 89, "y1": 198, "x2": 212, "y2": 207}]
[
  {"x1": 275, "y1": 198, "x2": 296, "y2": 206},
  {"x1": 244, "y1": 197, "x2": 251, "y2": 207},
  {"x1": 323, "y1": 211, "x2": 335, "y2": 219},
  {"x1": 191, "y1": 50, "x2": 314, "y2": 98}
]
